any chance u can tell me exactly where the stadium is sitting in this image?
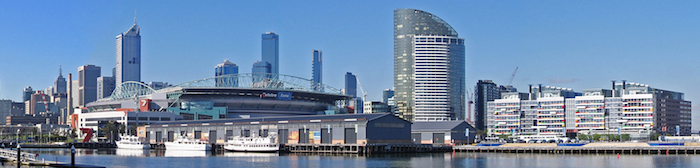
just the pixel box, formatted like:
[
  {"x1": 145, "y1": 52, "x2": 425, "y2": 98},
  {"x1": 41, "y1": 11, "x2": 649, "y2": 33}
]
[{"x1": 85, "y1": 73, "x2": 351, "y2": 120}]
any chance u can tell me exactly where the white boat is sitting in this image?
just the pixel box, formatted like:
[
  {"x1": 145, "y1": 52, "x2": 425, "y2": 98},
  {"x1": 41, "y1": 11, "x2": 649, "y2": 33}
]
[
  {"x1": 164, "y1": 138, "x2": 212, "y2": 151},
  {"x1": 116, "y1": 135, "x2": 150, "y2": 149},
  {"x1": 224, "y1": 135, "x2": 279, "y2": 152}
]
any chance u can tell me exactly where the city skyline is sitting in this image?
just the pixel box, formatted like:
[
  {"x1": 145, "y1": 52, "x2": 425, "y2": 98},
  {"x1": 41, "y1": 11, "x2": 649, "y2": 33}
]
[{"x1": 1, "y1": 1, "x2": 699, "y2": 127}]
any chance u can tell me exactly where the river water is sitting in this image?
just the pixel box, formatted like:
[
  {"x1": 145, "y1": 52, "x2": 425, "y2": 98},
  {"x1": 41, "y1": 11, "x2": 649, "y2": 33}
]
[{"x1": 2, "y1": 148, "x2": 697, "y2": 168}]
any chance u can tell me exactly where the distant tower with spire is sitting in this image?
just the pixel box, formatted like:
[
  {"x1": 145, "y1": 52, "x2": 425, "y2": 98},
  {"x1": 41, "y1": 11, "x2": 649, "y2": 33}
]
[
  {"x1": 116, "y1": 13, "x2": 141, "y2": 87},
  {"x1": 54, "y1": 65, "x2": 67, "y2": 94}
]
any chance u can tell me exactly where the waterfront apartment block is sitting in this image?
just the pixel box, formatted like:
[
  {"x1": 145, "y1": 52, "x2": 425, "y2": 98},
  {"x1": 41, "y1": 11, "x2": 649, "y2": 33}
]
[
  {"x1": 394, "y1": 9, "x2": 465, "y2": 122},
  {"x1": 487, "y1": 81, "x2": 692, "y2": 137}
]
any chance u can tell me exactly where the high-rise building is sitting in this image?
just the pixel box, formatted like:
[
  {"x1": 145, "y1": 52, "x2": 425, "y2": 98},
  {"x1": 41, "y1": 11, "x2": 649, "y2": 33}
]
[
  {"x1": 252, "y1": 61, "x2": 271, "y2": 83},
  {"x1": 394, "y1": 9, "x2": 465, "y2": 122},
  {"x1": 0, "y1": 100, "x2": 12, "y2": 124},
  {"x1": 116, "y1": 16, "x2": 141, "y2": 87},
  {"x1": 215, "y1": 60, "x2": 239, "y2": 87},
  {"x1": 312, "y1": 50, "x2": 322, "y2": 91},
  {"x1": 262, "y1": 32, "x2": 279, "y2": 75},
  {"x1": 215, "y1": 60, "x2": 238, "y2": 76},
  {"x1": 344, "y1": 72, "x2": 362, "y2": 114},
  {"x1": 45, "y1": 86, "x2": 55, "y2": 96},
  {"x1": 97, "y1": 76, "x2": 115, "y2": 99},
  {"x1": 54, "y1": 66, "x2": 67, "y2": 94},
  {"x1": 345, "y1": 72, "x2": 357, "y2": 98},
  {"x1": 11, "y1": 102, "x2": 24, "y2": 116},
  {"x1": 71, "y1": 80, "x2": 79, "y2": 109},
  {"x1": 26, "y1": 91, "x2": 53, "y2": 116},
  {"x1": 475, "y1": 80, "x2": 500, "y2": 131},
  {"x1": 382, "y1": 89, "x2": 394, "y2": 104},
  {"x1": 363, "y1": 101, "x2": 391, "y2": 114},
  {"x1": 52, "y1": 93, "x2": 68, "y2": 124},
  {"x1": 78, "y1": 65, "x2": 101, "y2": 107},
  {"x1": 147, "y1": 82, "x2": 172, "y2": 90},
  {"x1": 22, "y1": 86, "x2": 33, "y2": 102}
]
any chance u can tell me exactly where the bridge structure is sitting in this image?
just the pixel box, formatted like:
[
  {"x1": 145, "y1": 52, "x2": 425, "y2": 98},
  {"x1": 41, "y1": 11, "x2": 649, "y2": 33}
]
[{"x1": 97, "y1": 73, "x2": 345, "y2": 101}]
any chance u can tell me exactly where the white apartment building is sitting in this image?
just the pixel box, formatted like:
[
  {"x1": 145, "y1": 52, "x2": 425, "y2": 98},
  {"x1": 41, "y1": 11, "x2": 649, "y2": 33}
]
[
  {"x1": 486, "y1": 82, "x2": 692, "y2": 137},
  {"x1": 412, "y1": 35, "x2": 465, "y2": 122}
]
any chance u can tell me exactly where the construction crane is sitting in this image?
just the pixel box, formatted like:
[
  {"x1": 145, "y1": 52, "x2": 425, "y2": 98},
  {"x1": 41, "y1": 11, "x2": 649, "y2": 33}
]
[
  {"x1": 466, "y1": 90, "x2": 474, "y2": 125},
  {"x1": 507, "y1": 67, "x2": 519, "y2": 86},
  {"x1": 355, "y1": 75, "x2": 368, "y2": 102},
  {"x1": 41, "y1": 91, "x2": 50, "y2": 115}
]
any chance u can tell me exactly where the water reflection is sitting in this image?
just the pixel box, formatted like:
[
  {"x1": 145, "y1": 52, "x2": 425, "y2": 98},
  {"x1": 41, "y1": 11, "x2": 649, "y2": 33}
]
[
  {"x1": 115, "y1": 149, "x2": 147, "y2": 157},
  {"x1": 13, "y1": 148, "x2": 700, "y2": 168},
  {"x1": 223, "y1": 152, "x2": 277, "y2": 162},
  {"x1": 164, "y1": 150, "x2": 209, "y2": 157}
]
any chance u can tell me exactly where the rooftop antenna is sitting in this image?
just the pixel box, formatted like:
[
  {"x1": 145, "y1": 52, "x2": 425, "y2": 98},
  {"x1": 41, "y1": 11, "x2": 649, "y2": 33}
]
[{"x1": 134, "y1": 10, "x2": 137, "y2": 25}]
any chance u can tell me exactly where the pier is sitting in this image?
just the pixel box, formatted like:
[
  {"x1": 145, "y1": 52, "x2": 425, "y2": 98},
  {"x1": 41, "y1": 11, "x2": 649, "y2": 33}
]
[
  {"x1": 281, "y1": 144, "x2": 452, "y2": 154},
  {"x1": 1, "y1": 143, "x2": 115, "y2": 149},
  {"x1": 0, "y1": 146, "x2": 106, "y2": 167}
]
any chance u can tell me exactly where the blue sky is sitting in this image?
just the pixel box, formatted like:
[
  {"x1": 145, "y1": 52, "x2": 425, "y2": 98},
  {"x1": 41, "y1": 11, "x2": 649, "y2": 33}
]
[{"x1": 1, "y1": 1, "x2": 699, "y2": 128}]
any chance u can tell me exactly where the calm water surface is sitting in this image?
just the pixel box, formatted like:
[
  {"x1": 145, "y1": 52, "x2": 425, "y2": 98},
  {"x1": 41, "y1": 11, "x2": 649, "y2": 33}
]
[{"x1": 2, "y1": 148, "x2": 697, "y2": 168}]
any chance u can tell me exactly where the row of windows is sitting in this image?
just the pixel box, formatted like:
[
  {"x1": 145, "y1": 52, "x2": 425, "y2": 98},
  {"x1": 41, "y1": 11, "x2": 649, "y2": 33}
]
[
  {"x1": 415, "y1": 80, "x2": 447, "y2": 82},
  {"x1": 623, "y1": 99, "x2": 653, "y2": 103},
  {"x1": 575, "y1": 100, "x2": 605, "y2": 104},
  {"x1": 414, "y1": 38, "x2": 463, "y2": 44},
  {"x1": 416, "y1": 58, "x2": 448, "y2": 61},
  {"x1": 415, "y1": 50, "x2": 448, "y2": 52},
  {"x1": 415, "y1": 76, "x2": 447, "y2": 79},
  {"x1": 415, "y1": 71, "x2": 447, "y2": 73},
  {"x1": 415, "y1": 68, "x2": 448, "y2": 70},
  {"x1": 623, "y1": 109, "x2": 652, "y2": 112}
]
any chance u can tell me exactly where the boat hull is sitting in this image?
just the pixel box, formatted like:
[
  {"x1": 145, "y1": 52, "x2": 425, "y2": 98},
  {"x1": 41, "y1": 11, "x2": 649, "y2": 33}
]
[
  {"x1": 224, "y1": 144, "x2": 279, "y2": 152},
  {"x1": 116, "y1": 143, "x2": 150, "y2": 149}
]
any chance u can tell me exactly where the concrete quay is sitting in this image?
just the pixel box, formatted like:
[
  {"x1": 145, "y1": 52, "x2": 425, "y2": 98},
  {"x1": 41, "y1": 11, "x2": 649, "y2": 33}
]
[{"x1": 454, "y1": 143, "x2": 700, "y2": 155}]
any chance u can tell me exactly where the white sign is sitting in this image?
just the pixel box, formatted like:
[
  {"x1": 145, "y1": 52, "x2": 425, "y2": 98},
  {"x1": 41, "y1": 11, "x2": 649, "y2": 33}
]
[{"x1": 261, "y1": 93, "x2": 277, "y2": 98}]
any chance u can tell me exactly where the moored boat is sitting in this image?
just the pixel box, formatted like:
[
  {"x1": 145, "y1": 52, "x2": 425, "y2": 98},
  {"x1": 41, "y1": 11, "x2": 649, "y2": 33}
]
[
  {"x1": 224, "y1": 135, "x2": 279, "y2": 152},
  {"x1": 164, "y1": 138, "x2": 212, "y2": 151},
  {"x1": 116, "y1": 135, "x2": 150, "y2": 149}
]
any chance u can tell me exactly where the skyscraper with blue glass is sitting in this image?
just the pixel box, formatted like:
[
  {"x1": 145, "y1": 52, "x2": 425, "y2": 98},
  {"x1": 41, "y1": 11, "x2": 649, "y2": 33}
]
[
  {"x1": 394, "y1": 9, "x2": 466, "y2": 122},
  {"x1": 215, "y1": 60, "x2": 239, "y2": 87},
  {"x1": 345, "y1": 72, "x2": 362, "y2": 113},
  {"x1": 312, "y1": 50, "x2": 322, "y2": 91},
  {"x1": 262, "y1": 32, "x2": 279, "y2": 76},
  {"x1": 215, "y1": 60, "x2": 238, "y2": 76},
  {"x1": 116, "y1": 16, "x2": 141, "y2": 87},
  {"x1": 345, "y1": 72, "x2": 357, "y2": 98},
  {"x1": 252, "y1": 61, "x2": 271, "y2": 83}
]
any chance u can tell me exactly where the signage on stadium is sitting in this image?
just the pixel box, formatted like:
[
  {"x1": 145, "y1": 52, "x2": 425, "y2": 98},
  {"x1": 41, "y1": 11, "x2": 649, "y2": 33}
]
[
  {"x1": 260, "y1": 92, "x2": 292, "y2": 100},
  {"x1": 261, "y1": 92, "x2": 278, "y2": 98},
  {"x1": 278, "y1": 92, "x2": 292, "y2": 100}
]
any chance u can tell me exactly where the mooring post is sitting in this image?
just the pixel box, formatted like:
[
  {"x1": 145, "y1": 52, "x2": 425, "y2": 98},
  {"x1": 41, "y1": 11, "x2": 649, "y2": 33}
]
[
  {"x1": 16, "y1": 144, "x2": 20, "y2": 168},
  {"x1": 70, "y1": 145, "x2": 75, "y2": 167}
]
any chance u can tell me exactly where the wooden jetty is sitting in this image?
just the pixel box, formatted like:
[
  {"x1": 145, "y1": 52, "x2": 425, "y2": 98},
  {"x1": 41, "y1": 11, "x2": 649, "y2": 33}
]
[{"x1": 454, "y1": 145, "x2": 700, "y2": 155}]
